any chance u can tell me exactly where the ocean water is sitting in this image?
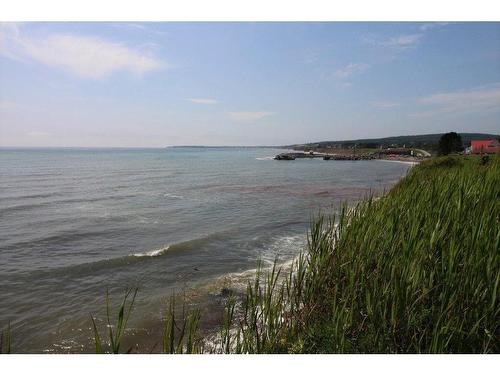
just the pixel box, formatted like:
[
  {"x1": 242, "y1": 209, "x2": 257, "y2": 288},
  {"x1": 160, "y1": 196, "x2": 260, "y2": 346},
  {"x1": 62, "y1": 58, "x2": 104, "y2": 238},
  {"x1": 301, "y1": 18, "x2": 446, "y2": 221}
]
[{"x1": 0, "y1": 147, "x2": 412, "y2": 352}]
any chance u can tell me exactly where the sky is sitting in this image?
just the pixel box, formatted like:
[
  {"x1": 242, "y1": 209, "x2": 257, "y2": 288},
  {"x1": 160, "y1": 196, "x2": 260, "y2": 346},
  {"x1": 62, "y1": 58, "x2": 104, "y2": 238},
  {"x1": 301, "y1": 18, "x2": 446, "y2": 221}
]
[{"x1": 0, "y1": 22, "x2": 499, "y2": 147}]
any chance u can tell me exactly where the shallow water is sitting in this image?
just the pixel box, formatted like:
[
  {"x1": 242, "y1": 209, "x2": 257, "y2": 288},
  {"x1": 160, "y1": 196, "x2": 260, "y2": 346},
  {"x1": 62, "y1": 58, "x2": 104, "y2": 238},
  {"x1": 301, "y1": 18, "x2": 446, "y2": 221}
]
[{"x1": 0, "y1": 147, "x2": 411, "y2": 352}]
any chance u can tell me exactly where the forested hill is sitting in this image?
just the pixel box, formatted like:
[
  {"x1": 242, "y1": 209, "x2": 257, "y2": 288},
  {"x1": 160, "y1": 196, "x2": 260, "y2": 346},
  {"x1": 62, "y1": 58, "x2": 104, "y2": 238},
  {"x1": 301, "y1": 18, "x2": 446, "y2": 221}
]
[{"x1": 290, "y1": 133, "x2": 500, "y2": 150}]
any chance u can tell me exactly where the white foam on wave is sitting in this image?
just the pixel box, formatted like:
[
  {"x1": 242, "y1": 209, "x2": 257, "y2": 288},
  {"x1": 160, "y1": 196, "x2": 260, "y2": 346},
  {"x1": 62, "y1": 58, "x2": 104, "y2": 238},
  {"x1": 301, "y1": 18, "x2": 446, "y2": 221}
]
[
  {"x1": 377, "y1": 159, "x2": 419, "y2": 166},
  {"x1": 163, "y1": 192, "x2": 184, "y2": 199},
  {"x1": 258, "y1": 233, "x2": 306, "y2": 265},
  {"x1": 211, "y1": 233, "x2": 307, "y2": 291},
  {"x1": 131, "y1": 245, "x2": 170, "y2": 257},
  {"x1": 255, "y1": 156, "x2": 274, "y2": 160},
  {"x1": 137, "y1": 216, "x2": 159, "y2": 225}
]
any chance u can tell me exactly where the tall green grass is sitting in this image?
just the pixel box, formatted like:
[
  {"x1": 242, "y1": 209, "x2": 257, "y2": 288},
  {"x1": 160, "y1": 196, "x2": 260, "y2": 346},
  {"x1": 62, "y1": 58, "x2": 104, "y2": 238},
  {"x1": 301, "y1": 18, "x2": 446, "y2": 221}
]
[
  {"x1": 0, "y1": 323, "x2": 11, "y2": 354},
  {"x1": 91, "y1": 288, "x2": 138, "y2": 353},
  {"x1": 87, "y1": 155, "x2": 499, "y2": 353},
  {"x1": 162, "y1": 295, "x2": 202, "y2": 354},
  {"x1": 215, "y1": 155, "x2": 499, "y2": 353}
]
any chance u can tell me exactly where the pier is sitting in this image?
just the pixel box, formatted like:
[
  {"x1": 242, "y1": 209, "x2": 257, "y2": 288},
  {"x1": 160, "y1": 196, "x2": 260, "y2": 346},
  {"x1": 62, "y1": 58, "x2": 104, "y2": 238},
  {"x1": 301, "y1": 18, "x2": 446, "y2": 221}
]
[{"x1": 274, "y1": 151, "x2": 375, "y2": 161}]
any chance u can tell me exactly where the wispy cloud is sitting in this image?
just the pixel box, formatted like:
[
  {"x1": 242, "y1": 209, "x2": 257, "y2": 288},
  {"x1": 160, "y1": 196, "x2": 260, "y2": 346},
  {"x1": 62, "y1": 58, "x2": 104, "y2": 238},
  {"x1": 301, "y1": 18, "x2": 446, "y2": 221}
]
[
  {"x1": 187, "y1": 98, "x2": 218, "y2": 105},
  {"x1": 411, "y1": 84, "x2": 500, "y2": 117},
  {"x1": 111, "y1": 23, "x2": 168, "y2": 36},
  {"x1": 419, "y1": 22, "x2": 449, "y2": 32},
  {"x1": 371, "y1": 101, "x2": 400, "y2": 109},
  {"x1": 228, "y1": 111, "x2": 274, "y2": 123},
  {"x1": 364, "y1": 23, "x2": 448, "y2": 54},
  {"x1": 379, "y1": 34, "x2": 423, "y2": 49},
  {"x1": 334, "y1": 62, "x2": 370, "y2": 79},
  {"x1": 0, "y1": 24, "x2": 164, "y2": 79}
]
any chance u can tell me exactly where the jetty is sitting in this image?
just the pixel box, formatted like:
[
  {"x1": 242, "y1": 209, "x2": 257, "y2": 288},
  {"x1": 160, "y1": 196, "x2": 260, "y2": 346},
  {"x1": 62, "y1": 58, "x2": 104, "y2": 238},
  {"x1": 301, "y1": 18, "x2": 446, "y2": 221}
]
[{"x1": 274, "y1": 151, "x2": 375, "y2": 161}]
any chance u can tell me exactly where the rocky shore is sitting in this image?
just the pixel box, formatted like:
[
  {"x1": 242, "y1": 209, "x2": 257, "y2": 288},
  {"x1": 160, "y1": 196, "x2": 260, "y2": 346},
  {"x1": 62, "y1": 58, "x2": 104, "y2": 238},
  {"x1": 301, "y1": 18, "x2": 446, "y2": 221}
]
[
  {"x1": 274, "y1": 151, "x2": 423, "y2": 163},
  {"x1": 274, "y1": 151, "x2": 375, "y2": 161}
]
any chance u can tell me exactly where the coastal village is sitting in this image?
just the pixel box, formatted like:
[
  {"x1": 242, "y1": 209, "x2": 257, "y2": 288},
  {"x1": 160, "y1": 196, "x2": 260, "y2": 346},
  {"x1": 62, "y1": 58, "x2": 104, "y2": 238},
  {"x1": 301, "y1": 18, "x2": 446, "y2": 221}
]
[{"x1": 274, "y1": 134, "x2": 500, "y2": 162}]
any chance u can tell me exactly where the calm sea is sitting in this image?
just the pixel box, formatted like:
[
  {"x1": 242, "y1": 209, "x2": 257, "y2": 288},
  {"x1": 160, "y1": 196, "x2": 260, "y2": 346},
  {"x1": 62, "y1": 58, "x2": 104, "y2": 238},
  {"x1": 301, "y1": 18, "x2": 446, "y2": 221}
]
[{"x1": 0, "y1": 147, "x2": 412, "y2": 352}]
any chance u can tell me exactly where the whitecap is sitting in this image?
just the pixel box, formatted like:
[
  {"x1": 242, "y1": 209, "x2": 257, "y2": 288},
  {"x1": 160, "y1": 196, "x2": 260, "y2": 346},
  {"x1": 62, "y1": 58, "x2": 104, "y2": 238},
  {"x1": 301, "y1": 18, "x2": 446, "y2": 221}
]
[
  {"x1": 258, "y1": 233, "x2": 306, "y2": 265},
  {"x1": 131, "y1": 246, "x2": 170, "y2": 257},
  {"x1": 255, "y1": 156, "x2": 274, "y2": 160},
  {"x1": 163, "y1": 193, "x2": 184, "y2": 199},
  {"x1": 376, "y1": 159, "x2": 419, "y2": 166}
]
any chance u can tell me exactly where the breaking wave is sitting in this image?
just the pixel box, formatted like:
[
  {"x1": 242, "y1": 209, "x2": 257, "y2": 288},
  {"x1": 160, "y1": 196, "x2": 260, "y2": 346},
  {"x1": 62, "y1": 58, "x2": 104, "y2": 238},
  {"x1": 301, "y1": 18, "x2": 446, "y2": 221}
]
[{"x1": 131, "y1": 246, "x2": 170, "y2": 257}]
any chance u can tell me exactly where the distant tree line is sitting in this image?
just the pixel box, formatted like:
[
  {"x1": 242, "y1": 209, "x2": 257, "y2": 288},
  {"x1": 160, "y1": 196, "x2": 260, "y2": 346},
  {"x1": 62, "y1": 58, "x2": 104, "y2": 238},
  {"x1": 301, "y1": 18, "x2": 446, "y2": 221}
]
[{"x1": 293, "y1": 132, "x2": 497, "y2": 154}]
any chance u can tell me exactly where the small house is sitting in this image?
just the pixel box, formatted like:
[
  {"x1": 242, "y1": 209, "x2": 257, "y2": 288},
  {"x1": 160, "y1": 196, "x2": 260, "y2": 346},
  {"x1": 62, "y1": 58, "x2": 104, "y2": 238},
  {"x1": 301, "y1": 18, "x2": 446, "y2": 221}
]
[{"x1": 471, "y1": 139, "x2": 500, "y2": 154}]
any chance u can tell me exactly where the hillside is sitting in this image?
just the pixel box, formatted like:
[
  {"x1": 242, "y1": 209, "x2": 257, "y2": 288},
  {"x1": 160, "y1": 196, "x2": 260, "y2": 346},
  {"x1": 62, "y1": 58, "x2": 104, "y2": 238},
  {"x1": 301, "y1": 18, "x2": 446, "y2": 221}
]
[{"x1": 290, "y1": 133, "x2": 500, "y2": 151}]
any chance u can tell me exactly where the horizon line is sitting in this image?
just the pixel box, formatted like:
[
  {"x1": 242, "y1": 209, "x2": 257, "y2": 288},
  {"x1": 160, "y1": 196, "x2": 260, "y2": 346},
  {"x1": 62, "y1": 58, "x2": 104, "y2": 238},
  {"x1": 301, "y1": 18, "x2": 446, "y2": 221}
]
[{"x1": 1, "y1": 131, "x2": 498, "y2": 150}]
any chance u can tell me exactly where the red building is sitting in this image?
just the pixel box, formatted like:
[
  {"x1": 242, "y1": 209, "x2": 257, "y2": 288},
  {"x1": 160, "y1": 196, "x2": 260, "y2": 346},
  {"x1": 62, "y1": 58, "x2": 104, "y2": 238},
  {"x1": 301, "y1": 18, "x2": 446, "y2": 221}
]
[{"x1": 471, "y1": 139, "x2": 500, "y2": 154}]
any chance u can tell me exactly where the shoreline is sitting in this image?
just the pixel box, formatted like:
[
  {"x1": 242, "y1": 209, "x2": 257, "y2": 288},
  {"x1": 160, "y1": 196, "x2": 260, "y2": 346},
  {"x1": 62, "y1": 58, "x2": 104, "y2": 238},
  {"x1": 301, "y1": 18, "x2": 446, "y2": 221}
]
[
  {"x1": 375, "y1": 158, "x2": 420, "y2": 165},
  {"x1": 0, "y1": 150, "x2": 415, "y2": 354},
  {"x1": 275, "y1": 149, "x2": 426, "y2": 163}
]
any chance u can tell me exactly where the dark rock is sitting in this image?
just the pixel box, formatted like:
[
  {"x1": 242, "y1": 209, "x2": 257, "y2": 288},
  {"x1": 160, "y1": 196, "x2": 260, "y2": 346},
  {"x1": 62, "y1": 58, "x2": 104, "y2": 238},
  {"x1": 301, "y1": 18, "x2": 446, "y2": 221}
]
[{"x1": 220, "y1": 287, "x2": 233, "y2": 298}]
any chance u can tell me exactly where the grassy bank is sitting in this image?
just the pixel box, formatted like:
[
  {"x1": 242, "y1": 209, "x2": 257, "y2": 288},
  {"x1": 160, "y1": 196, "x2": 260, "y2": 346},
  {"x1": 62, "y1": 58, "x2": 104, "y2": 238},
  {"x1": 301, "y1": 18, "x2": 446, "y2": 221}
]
[
  {"x1": 209, "y1": 155, "x2": 499, "y2": 353},
  {"x1": 3, "y1": 155, "x2": 498, "y2": 353}
]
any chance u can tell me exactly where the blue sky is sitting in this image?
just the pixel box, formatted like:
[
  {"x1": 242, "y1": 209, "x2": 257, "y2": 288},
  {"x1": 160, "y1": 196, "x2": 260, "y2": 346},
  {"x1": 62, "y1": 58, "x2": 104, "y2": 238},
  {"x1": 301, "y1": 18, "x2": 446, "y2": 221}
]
[{"x1": 0, "y1": 22, "x2": 499, "y2": 147}]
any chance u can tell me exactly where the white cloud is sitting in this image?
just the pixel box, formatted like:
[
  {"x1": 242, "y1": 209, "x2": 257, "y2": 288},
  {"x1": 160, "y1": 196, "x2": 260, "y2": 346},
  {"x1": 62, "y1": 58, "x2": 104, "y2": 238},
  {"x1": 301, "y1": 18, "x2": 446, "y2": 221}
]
[
  {"x1": 419, "y1": 22, "x2": 449, "y2": 32},
  {"x1": 111, "y1": 23, "x2": 168, "y2": 36},
  {"x1": 364, "y1": 23, "x2": 447, "y2": 54},
  {"x1": 363, "y1": 33, "x2": 423, "y2": 54},
  {"x1": 411, "y1": 84, "x2": 500, "y2": 117},
  {"x1": 0, "y1": 24, "x2": 164, "y2": 79},
  {"x1": 334, "y1": 62, "x2": 370, "y2": 79},
  {"x1": 371, "y1": 101, "x2": 400, "y2": 109},
  {"x1": 187, "y1": 98, "x2": 218, "y2": 104},
  {"x1": 380, "y1": 34, "x2": 423, "y2": 49},
  {"x1": 228, "y1": 111, "x2": 274, "y2": 123}
]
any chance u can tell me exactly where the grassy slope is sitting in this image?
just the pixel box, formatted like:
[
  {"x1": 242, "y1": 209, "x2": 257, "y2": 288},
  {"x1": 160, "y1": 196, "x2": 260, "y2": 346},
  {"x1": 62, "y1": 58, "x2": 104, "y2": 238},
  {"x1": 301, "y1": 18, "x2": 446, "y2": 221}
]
[
  {"x1": 220, "y1": 155, "x2": 499, "y2": 354},
  {"x1": 294, "y1": 155, "x2": 500, "y2": 353}
]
